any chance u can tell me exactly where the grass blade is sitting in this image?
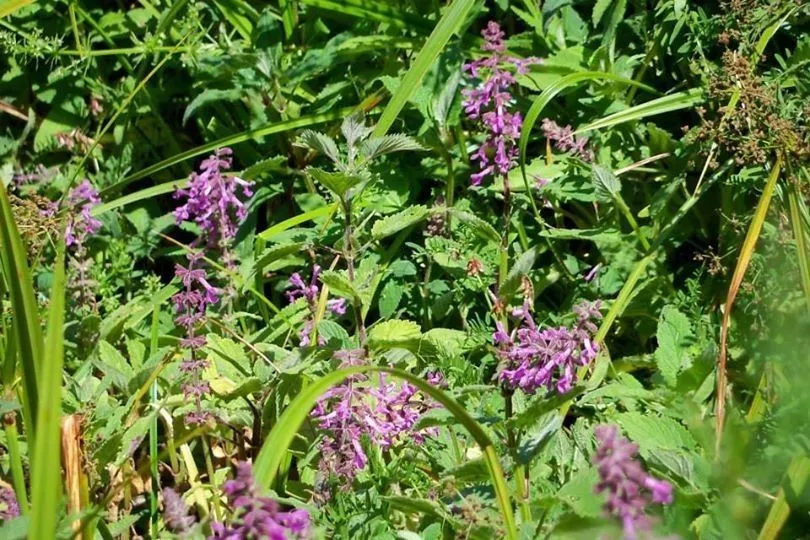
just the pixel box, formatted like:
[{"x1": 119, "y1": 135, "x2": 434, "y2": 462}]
[
  {"x1": 30, "y1": 236, "x2": 66, "y2": 540},
  {"x1": 0, "y1": 182, "x2": 41, "y2": 433},
  {"x1": 758, "y1": 456, "x2": 810, "y2": 540},
  {"x1": 716, "y1": 155, "x2": 782, "y2": 450},
  {"x1": 788, "y1": 169, "x2": 810, "y2": 312},
  {"x1": 371, "y1": 0, "x2": 475, "y2": 138},
  {"x1": 576, "y1": 88, "x2": 704, "y2": 134},
  {"x1": 300, "y1": 0, "x2": 428, "y2": 30},
  {"x1": 257, "y1": 203, "x2": 337, "y2": 240},
  {"x1": 253, "y1": 366, "x2": 518, "y2": 540},
  {"x1": 0, "y1": 0, "x2": 34, "y2": 19},
  {"x1": 103, "y1": 108, "x2": 358, "y2": 198},
  {"x1": 92, "y1": 178, "x2": 187, "y2": 217}
]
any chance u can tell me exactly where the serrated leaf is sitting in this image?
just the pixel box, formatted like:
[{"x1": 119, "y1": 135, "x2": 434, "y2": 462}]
[
  {"x1": 654, "y1": 305, "x2": 693, "y2": 387},
  {"x1": 500, "y1": 247, "x2": 537, "y2": 298},
  {"x1": 317, "y1": 320, "x2": 350, "y2": 347},
  {"x1": 378, "y1": 280, "x2": 403, "y2": 318},
  {"x1": 447, "y1": 208, "x2": 501, "y2": 243},
  {"x1": 556, "y1": 468, "x2": 604, "y2": 517},
  {"x1": 615, "y1": 412, "x2": 696, "y2": 455},
  {"x1": 591, "y1": 164, "x2": 621, "y2": 202},
  {"x1": 372, "y1": 205, "x2": 429, "y2": 240},
  {"x1": 251, "y1": 242, "x2": 306, "y2": 278},
  {"x1": 367, "y1": 319, "x2": 421, "y2": 350},
  {"x1": 183, "y1": 88, "x2": 244, "y2": 124},
  {"x1": 307, "y1": 167, "x2": 363, "y2": 198},
  {"x1": 320, "y1": 270, "x2": 362, "y2": 305},
  {"x1": 359, "y1": 133, "x2": 424, "y2": 161},
  {"x1": 298, "y1": 130, "x2": 341, "y2": 165}
]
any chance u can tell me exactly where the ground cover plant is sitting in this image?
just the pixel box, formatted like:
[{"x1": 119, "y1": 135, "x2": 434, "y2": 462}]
[{"x1": 1, "y1": 0, "x2": 810, "y2": 538}]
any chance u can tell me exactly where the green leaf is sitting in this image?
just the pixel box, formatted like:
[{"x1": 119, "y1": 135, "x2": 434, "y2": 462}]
[
  {"x1": 30, "y1": 237, "x2": 66, "y2": 540},
  {"x1": 556, "y1": 468, "x2": 604, "y2": 517},
  {"x1": 447, "y1": 208, "x2": 501, "y2": 243},
  {"x1": 307, "y1": 167, "x2": 364, "y2": 199},
  {"x1": 0, "y1": 182, "x2": 41, "y2": 433},
  {"x1": 298, "y1": 130, "x2": 341, "y2": 165},
  {"x1": 319, "y1": 270, "x2": 362, "y2": 305},
  {"x1": 258, "y1": 203, "x2": 337, "y2": 241},
  {"x1": 372, "y1": 205, "x2": 430, "y2": 240},
  {"x1": 654, "y1": 305, "x2": 693, "y2": 387},
  {"x1": 367, "y1": 319, "x2": 422, "y2": 350},
  {"x1": 615, "y1": 412, "x2": 696, "y2": 455},
  {"x1": 0, "y1": 0, "x2": 35, "y2": 19},
  {"x1": 359, "y1": 134, "x2": 424, "y2": 161},
  {"x1": 576, "y1": 88, "x2": 704, "y2": 134},
  {"x1": 500, "y1": 247, "x2": 537, "y2": 298},
  {"x1": 253, "y1": 366, "x2": 517, "y2": 540},
  {"x1": 591, "y1": 164, "x2": 621, "y2": 202},
  {"x1": 251, "y1": 242, "x2": 307, "y2": 278},
  {"x1": 371, "y1": 0, "x2": 476, "y2": 137},
  {"x1": 378, "y1": 280, "x2": 403, "y2": 318}
]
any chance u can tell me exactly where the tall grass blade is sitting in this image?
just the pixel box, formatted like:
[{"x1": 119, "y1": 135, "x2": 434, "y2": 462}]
[
  {"x1": 576, "y1": 88, "x2": 704, "y2": 134},
  {"x1": 300, "y1": 0, "x2": 428, "y2": 30},
  {"x1": 30, "y1": 236, "x2": 66, "y2": 540},
  {"x1": 0, "y1": 182, "x2": 41, "y2": 433},
  {"x1": 371, "y1": 0, "x2": 475, "y2": 138},
  {"x1": 257, "y1": 203, "x2": 337, "y2": 240},
  {"x1": 788, "y1": 170, "x2": 810, "y2": 312},
  {"x1": 253, "y1": 366, "x2": 518, "y2": 540},
  {"x1": 0, "y1": 0, "x2": 34, "y2": 19},
  {"x1": 716, "y1": 155, "x2": 782, "y2": 450},
  {"x1": 757, "y1": 456, "x2": 810, "y2": 540}
]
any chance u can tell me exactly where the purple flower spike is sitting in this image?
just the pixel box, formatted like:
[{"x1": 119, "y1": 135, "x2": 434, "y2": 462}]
[
  {"x1": 541, "y1": 119, "x2": 594, "y2": 162},
  {"x1": 495, "y1": 301, "x2": 602, "y2": 395},
  {"x1": 162, "y1": 488, "x2": 196, "y2": 534},
  {"x1": 285, "y1": 265, "x2": 346, "y2": 346},
  {"x1": 462, "y1": 22, "x2": 541, "y2": 185},
  {"x1": 0, "y1": 485, "x2": 19, "y2": 521},
  {"x1": 172, "y1": 252, "x2": 220, "y2": 425},
  {"x1": 593, "y1": 425, "x2": 674, "y2": 539},
  {"x1": 65, "y1": 180, "x2": 103, "y2": 248},
  {"x1": 210, "y1": 462, "x2": 311, "y2": 539},
  {"x1": 173, "y1": 148, "x2": 254, "y2": 249}
]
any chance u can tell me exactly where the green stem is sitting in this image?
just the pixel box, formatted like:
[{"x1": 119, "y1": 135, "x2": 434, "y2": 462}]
[
  {"x1": 202, "y1": 435, "x2": 221, "y2": 521},
  {"x1": 614, "y1": 194, "x2": 650, "y2": 251},
  {"x1": 503, "y1": 392, "x2": 531, "y2": 522},
  {"x1": 149, "y1": 306, "x2": 160, "y2": 537},
  {"x1": 343, "y1": 199, "x2": 366, "y2": 344}
]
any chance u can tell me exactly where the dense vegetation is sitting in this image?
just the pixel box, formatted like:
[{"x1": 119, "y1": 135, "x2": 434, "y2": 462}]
[{"x1": 1, "y1": 0, "x2": 810, "y2": 538}]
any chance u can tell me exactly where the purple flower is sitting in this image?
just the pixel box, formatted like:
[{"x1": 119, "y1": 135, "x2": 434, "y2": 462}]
[
  {"x1": 541, "y1": 119, "x2": 594, "y2": 162},
  {"x1": 495, "y1": 301, "x2": 601, "y2": 395},
  {"x1": 594, "y1": 425, "x2": 674, "y2": 539},
  {"x1": 285, "y1": 265, "x2": 346, "y2": 346},
  {"x1": 65, "y1": 180, "x2": 103, "y2": 248},
  {"x1": 311, "y1": 350, "x2": 440, "y2": 491},
  {"x1": 0, "y1": 485, "x2": 19, "y2": 521},
  {"x1": 462, "y1": 22, "x2": 541, "y2": 186},
  {"x1": 172, "y1": 252, "x2": 220, "y2": 425},
  {"x1": 173, "y1": 148, "x2": 254, "y2": 249},
  {"x1": 162, "y1": 488, "x2": 196, "y2": 534},
  {"x1": 210, "y1": 462, "x2": 311, "y2": 539}
]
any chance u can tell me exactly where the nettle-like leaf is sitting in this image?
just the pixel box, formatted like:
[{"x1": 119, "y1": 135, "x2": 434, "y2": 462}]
[
  {"x1": 341, "y1": 113, "x2": 373, "y2": 158},
  {"x1": 359, "y1": 133, "x2": 423, "y2": 161},
  {"x1": 655, "y1": 305, "x2": 693, "y2": 387},
  {"x1": 367, "y1": 319, "x2": 422, "y2": 351},
  {"x1": 371, "y1": 205, "x2": 430, "y2": 240},
  {"x1": 319, "y1": 269, "x2": 363, "y2": 305},
  {"x1": 298, "y1": 130, "x2": 342, "y2": 166},
  {"x1": 500, "y1": 247, "x2": 538, "y2": 299},
  {"x1": 306, "y1": 167, "x2": 365, "y2": 199},
  {"x1": 591, "y1": 164, "x2": 622, "y2": 202}
]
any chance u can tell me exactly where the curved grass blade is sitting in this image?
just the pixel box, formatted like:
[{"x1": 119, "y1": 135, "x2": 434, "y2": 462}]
[
  {"x1": 716, "y1": 155, "x2": 782, "y2": 450},
  {"x1": 788, "y1": 167, "x2": 810, "y2": 312},
  {"x1": 757, "y1": 456, "x2": 810, "y2": 540},
  {"x1": 0, "y1": 182, "x2": 41, "y2": 433},
  {"x1": 103, "y1": 108, "x2": 357, "y2": 198},
  {"x1": 92, "y1": 178, "x2": 187, "y2": 217},
  {"x1": 371, "y1": 0, "x2": 475, "y2": 138},
  {"x1": 575, "y1": 88, "x2": 704, "y2": 134},
  {"x1": 300, "y1": 0, "x2": 428, "y2": 30},
  {"x1": 257, "y1": 203, "x2": 337, "y2": 240},
  {"x1": 30, "y1": 236, "x2": 66, "y2": 540},
  {"x1": 253, "y1": 366, "x2": 517, "y2": 540},
  {"x1": 0, "y1": 0, "x2": 34, "y2": 19}
]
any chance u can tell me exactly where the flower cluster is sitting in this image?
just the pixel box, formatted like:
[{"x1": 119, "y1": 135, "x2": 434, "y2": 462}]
[
  {"x1": 541, "y1": 119, "x2": 594, "y2": 162},
  {"x1": 494, "y1": 301, "x2": 601, "y2": 394},
  {"x1": 162, "y1": 488, "x2": 195, "y2": 535},
  {"x1": 593, "y1": 425, "x2": 674, "y2": 539},
  {"x1": 173, "y1": 148, "x2": 254, "y2": 252},
  {"x1": 65, "y1": 180, "x2": 103, "y2": 310},
  {"x1": 462, "y1": 21, "x2": 540, "y2": 186},
  {"x1": 211, "y1": 462, "x2": 311, "y2": 539},
  {"x1": 286, "y1": 265, "x2": 346, "y2": 346},
  {"x1": 310, "y1": 350, "x2": 440, "y2": 490},
  {"x1": 0, "y1": 485, "x2": 19, "y2": 521},
  {"x1": 172, "y1": 251, "x2": 221, "y2": 425}
]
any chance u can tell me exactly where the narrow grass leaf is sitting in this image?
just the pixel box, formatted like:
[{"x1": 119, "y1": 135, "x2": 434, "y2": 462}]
[
  {"x1": 758, "y1": 456, "x2": 810, "y2": 540},
  {"x1": 257, "y1": 203, "x2": 337, "y2": 240},
  {"x1": 0, "y1": 182, "x2": 41, "y2": 433},
  {"x1": 0, "y1": 0, "x2": 34, "y2": 19},
  {"x1": 30, "y1": 237, "x2": 66, "y2": 540},
  {"x1": 371, "y1": 0, "x2": 475, "y2": 138},
  {"x1": 576, "y1": 88, "x2": 704, "y2": 134},
  {"x1": 788, "y1": 171, "x2": 810, "y2": 312}
]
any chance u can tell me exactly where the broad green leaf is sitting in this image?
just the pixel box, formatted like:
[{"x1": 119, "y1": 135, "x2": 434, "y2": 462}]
[
  {"x1": 307, "y1": 167, "x2": 364, "y2": 199},
  {"x1": 367, "y1": 319, "x2": 422, "y2": 350},
  {"x1": 654, "y1": 306, "x2": 692, "y2": 387},
  {"x1": 500, "y1": 247, "x2": 537, "y2": 298},
  {"x1": 591, "y1": 164, "x2": 621, "y2": 202},
  {"x1": 30, "y1": 238, "x2": 66, "y2": 540},
  {"x1": 447, "y1": 208, "x2": 501, "y2": 243},
  {"x1": 378, "y1": 280, "x2": 403, "y2": 318},
  {"x1": 372, "y1": 205, "x2": 430, "y2": 240},
  {"x1": 615, "y1": 412, "x2": 696, "y2": 455},
  {"x1": 319, "y1": 270, "x2": 362, "y2": 305},
  {"x1": 556, "y1": 468, "x2": 604, "y2": 517}
]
